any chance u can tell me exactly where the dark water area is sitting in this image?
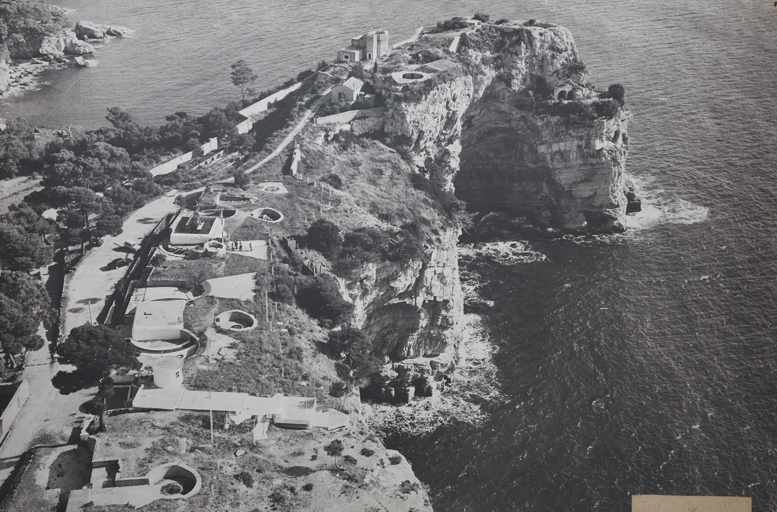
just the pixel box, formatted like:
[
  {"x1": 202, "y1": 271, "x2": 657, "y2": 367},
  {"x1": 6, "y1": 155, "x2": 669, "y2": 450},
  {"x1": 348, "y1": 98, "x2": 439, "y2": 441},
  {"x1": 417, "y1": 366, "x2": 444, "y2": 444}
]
[{"x1": 6, "y1": 0, "x2": 777, "y2": 510}]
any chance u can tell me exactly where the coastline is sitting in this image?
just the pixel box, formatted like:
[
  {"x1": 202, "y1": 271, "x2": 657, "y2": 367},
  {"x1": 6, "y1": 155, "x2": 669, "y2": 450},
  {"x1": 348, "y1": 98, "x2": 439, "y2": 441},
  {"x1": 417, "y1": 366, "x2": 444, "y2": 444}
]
[
  {"x1": 365, "y1": 312, "x2": 502, "y2": 438},
  {"x1": 0, "y1": 59, "x2": 64, "y2": 100}
]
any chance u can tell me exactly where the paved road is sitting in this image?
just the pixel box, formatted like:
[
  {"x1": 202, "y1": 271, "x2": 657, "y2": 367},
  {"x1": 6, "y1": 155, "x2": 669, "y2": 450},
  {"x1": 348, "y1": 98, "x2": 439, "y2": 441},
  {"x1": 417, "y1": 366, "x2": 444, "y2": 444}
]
[
  {"x1": 243, "y1": 86, "x2": 333, "y2": 175},
  {"x1": 0, "y1": 194, "x2": 177, "y2": 492}
]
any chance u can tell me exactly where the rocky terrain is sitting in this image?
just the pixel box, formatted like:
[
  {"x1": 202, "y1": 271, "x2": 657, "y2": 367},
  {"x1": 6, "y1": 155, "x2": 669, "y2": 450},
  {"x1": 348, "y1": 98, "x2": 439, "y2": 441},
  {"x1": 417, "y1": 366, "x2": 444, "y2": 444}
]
[
  {"x1": 334, "y1": 18, "x2": 634, "y2": 402},
  {"x1": 0, "y1": 0, "x2": 130, "y2": 96}
]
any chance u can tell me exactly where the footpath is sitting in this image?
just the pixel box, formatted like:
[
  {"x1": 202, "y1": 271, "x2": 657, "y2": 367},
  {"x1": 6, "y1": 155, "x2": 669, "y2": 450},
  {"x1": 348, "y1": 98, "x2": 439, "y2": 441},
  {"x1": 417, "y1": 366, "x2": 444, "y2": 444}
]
[
  {"x1": 243, "y1": 86, "x2": 333, "y2": 175},
  {"x1": 0, "y1": 194, "x2": 177, "y2": 493}
]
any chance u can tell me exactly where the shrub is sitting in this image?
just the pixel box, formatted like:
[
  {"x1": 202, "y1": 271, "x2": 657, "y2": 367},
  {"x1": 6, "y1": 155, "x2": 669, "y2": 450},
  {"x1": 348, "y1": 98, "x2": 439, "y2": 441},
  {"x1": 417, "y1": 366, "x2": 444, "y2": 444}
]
[
  {"x1": 295, "y1": 275, "x2": 353, "y2": 326},
  {"x1": 329, "y1": 380, "x2": 349, "y2": 398},
  {"x1": 495, "y1": 18, "x2": 510, "y2": 25},
  {"x1": 343, "y1": 455, "x2": 357, "y2": 465},
  {"x1": 608, "y1": 83, "x2": 625, "y2": 106},
  {"x1": 303, "y1": 482, "x2": 314, "y2": 491},
  {"x1": 592, "y1": 99, "x2": 620, "y2": 119},
  {"x1": 360, "y1": 447, "x2": 375, "y2": 457},
  {"x1": 567, "y1": 60, "x2": 587, "y2": 75},
  {"x1": 388, "y1": 455, "x2": 402, "y2": 465},
  {"x1": 473, "y1": 12, "x2": 490, "y2": 22},
  {"x1": 234, "y1": 471, "x2": 254, "y2": 488},
  {"x1": 530, "y1": 74, "x2": 554, "y2": 100},
  {"x1": 321, "y1": 173, "x2": 343, "y2": 190},
  {"x1": 306, "y1": 219, "x2": 341, "y2": 258}
]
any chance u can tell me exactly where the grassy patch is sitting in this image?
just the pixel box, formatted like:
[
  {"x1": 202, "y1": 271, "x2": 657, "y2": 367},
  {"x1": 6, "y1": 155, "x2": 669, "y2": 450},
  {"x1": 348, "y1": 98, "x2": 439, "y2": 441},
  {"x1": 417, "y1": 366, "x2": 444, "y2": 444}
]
[
  {"x1": 149, "y1": 257, "x2": 224, "y2": 288},
  {"x1": 183, "y1": 296, "x2": 219, "y2": 334}
]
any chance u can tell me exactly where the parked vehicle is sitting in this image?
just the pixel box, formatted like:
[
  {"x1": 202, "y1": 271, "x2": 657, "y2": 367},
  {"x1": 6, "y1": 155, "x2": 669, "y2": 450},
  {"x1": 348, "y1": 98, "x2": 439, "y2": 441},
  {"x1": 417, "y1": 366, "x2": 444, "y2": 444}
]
[{"x1": 106, "y1": 258, "x2": 131, "y2": 270}]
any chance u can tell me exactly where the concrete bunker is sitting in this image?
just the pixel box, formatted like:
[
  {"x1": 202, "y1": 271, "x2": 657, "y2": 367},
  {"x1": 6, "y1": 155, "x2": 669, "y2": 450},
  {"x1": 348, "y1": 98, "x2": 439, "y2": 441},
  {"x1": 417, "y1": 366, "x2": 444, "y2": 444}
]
[
  {"x1": 391, "y1": 70, "x2": 432, "y2": 84},
  {"x1": 256, "y1": 182, "x2": 288, "y2": 194},
  {"x1": 147, "y1": 462, "x2": 202, "y2": 499},
  {"x1": 215, "y1": 310, "x2": 257, "y2": 332},
  {"x1": 250, "y1": 207, "x2": 284, "y2": 223},
  {"x1": 151, "y1": 357, "x2": 184, "y2": 389},
  {"x1": 203, "y1": 240, "x2": 227, "y2": 256}
]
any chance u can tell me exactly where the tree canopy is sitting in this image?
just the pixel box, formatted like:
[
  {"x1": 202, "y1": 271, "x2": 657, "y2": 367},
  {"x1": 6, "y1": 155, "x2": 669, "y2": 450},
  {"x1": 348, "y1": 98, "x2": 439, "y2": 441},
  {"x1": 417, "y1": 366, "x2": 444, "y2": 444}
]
[
  {"x1": 306, "y1": 219, "x2": 341, "y2": 258},
  {"x1": 230, "y1": 60, "x2": 258, "y2": 101},
  {"x1": 0, "y1": 222, "x2": 52, "y2": 272},
  {"x1": 0, "y1": 271, "x2": 50, "y2": 367},
  {"x1": 55, "y1": 324, "x2": 141, "y2": 390}
]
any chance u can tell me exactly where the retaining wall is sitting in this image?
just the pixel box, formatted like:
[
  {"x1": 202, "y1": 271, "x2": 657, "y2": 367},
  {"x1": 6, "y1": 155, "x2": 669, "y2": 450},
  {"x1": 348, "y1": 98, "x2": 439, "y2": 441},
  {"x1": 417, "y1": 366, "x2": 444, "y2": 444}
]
[
  {"x1": 238, "y1": 82, "x2": 303, "y2": 119},
  {"x1": 0, "y1": 381, "x2": 29, "y2": 442},
  {"x1": 149, "y1": 137, "x2": 219, "y2": 177},
  {"x1": 315, "y1": 107, "x2": 385, "y2": 126}
]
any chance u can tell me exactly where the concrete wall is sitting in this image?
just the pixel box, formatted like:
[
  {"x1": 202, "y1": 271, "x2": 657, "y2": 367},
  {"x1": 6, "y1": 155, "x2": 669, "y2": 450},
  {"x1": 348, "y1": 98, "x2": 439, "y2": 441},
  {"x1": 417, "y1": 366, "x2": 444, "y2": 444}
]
[
  {"x1": 149, "y1": 137, "x2": 219, "y2": 177},
  {"x1": 238, "y1": 82, "x2": 302, "y2": 119},
  {"x1": 236, "y1": 118, "x2": 253, "y2": 135},
  {"x1": 316, "y1": 107, "x2": 385, "y2": 126},
  {"x1": 0, "y1": 380, "x2": 29, "y2": 442}
]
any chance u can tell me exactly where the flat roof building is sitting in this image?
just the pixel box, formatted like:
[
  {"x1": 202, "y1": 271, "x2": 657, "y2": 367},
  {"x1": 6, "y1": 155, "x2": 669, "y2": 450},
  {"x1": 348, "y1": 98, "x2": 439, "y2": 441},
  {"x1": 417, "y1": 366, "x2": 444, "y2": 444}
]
[
  {"x1": 131, "y1": 299, "x2": 187, "y2": 341},
  {"x1": 169, "y1": 211, "x2": 224, "y2": 246}
]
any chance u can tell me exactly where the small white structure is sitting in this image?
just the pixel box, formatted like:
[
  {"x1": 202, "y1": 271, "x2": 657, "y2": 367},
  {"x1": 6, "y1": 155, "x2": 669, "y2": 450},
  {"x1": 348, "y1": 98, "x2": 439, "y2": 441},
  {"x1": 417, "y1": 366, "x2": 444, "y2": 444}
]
[
  {"x1": 132, "y1": 300, "x2": 187, "y2": 341},
  {"x1": 337, "y1": 30, "x2": 389, "y2": 63},
  {"x1": 331, "y1": 77, "x2": 364, "y2": 104},
  {"x1": 152, "y1": 357, "x2": 184, "y2": 389},
  {"x1": 169, "y1": 211, "x2": 224, "y2": 246}
]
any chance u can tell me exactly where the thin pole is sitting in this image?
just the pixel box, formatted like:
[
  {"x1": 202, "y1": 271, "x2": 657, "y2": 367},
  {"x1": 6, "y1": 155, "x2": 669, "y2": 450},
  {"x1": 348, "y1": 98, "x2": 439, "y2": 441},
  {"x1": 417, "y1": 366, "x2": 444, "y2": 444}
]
[{"x1": 209, "y1": 391, "x2": 214, "y2": 445}]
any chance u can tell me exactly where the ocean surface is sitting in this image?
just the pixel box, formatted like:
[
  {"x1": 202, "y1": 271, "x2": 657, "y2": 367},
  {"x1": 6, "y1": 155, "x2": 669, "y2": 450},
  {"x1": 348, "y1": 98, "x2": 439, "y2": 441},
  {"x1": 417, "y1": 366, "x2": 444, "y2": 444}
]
[{"x1": 5, "y1": 0, "x2": 777, "y2": 510}]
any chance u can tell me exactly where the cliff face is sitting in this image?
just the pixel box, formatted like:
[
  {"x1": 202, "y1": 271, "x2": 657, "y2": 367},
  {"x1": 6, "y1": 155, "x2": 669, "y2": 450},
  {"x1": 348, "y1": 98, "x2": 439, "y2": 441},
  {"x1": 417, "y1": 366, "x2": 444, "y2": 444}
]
[
  {"x1": 456, "y1": 83, "x2": 631, "y2": 230},
  {"x1": 348, "y1": 226, "x2": 463, "y2": 361},
  {"x1": 378, "y1": 22, "x2": 631, "y2": 232}
]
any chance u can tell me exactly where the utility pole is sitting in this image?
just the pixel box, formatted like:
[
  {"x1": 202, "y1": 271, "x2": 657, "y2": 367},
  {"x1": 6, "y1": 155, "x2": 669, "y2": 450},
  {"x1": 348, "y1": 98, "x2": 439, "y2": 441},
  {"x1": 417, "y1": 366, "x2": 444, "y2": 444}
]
[{"x1": 208, "y1": 391, "x2": 214, "y2": 445}]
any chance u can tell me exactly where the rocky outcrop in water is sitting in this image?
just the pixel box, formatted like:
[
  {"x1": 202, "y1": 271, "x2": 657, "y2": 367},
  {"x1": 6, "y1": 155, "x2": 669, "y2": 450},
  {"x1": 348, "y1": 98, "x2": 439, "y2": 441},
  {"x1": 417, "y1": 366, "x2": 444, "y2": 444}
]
[{"x1": 75, "y1": 20, "x2": 131, "y2": 40}]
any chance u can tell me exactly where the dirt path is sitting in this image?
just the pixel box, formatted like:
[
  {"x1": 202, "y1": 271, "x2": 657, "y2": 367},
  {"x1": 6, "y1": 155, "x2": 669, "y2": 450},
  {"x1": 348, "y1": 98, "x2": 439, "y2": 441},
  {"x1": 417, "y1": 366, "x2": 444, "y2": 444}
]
[
  {"x1": 0, "y1": 194, "x2": 177, "y2": 493},
  {"x1": 243, "y1": 86, "x2": 333, "y2": 175}
]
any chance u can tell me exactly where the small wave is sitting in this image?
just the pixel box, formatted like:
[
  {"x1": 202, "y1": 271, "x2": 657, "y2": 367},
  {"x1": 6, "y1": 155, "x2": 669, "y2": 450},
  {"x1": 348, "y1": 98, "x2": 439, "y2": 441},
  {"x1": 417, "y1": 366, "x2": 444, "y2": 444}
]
[
  {"x1": 459, "y1": 240, "x2": 548, "y2": 266},
  {"x1": 623, "y1": 175, "x2": 709, "y2": 230}
]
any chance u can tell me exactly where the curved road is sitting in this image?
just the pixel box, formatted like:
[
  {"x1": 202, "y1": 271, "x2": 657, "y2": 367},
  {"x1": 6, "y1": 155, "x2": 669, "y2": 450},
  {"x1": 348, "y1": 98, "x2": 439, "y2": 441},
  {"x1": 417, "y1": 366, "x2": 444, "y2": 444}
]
[{"x1": 0, "y1": 194, "x2": 177, "y2": 492}]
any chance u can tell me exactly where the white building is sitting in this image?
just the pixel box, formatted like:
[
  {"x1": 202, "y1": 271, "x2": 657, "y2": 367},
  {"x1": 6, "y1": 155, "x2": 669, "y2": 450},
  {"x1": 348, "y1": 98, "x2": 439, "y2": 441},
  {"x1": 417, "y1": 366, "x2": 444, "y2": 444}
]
[
  {"x1": 337, "y1": 30, "x2": 389, "y2": 63},
  {"x1": 131, "y1": 299, "x2": 187, "y2": 341},
  {"x1": 169, "y1": 211, "x2": 224, "y2": 246},
  {"x1": 330, "y1": 77, "x2": 364, "y2": 104}
]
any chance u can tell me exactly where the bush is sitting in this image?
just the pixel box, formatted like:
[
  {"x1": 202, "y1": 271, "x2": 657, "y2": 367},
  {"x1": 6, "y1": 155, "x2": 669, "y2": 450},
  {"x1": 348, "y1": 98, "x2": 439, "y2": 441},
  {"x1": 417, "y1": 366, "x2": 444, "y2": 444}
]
[
  {"x1": 608, "y1": 83, "x2": 625, "y2": 106},
  {"x1": 306, "y1": 219, "x2": 341, "y2": 258},
  {"x1": 567, "y1": 60, "x2": 587, "y2": 75},
  {"x1": 321, "y1": 173, "x2": 343, "y2": 190},
  {"x1": 388, "y1": 455, "x2": 402, "y2": 465},
  {"x1": 473, "y1": 12, "x2": 490, "y2": 22},
  {"x1": 296, "y1": 275, "x2": 353, "y2": 326},
  {"x1": 495, "y1": 18, "x2": 509, "y2": 25},
  {"x1": 303, "y1": 482, "x2": 314, "y2": 491},
  {"x1": 592, "y1": 99, "x2": 620, "y2": 119},
  {"x1": 360, "y1": 447, "x2": 375, "y2": 457},
  {"x1": 234, "y1": 471, "x2": 254, "y2": 488},
  {"x1": 343, "y1": 455, "x2": 357, "y2": 464}
]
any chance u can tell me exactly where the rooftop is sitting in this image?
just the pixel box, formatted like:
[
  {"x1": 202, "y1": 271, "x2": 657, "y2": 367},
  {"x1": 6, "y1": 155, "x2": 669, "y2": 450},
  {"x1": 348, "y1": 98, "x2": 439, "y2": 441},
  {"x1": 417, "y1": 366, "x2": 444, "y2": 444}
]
[
  {"x1": 173, "y1": 214, "x2": 217, "y2": 235},
  {"x1": 133, "y1": 300, "x2": 187, "y2": 330},
  {"x1": 338, "y1": 77, "x2": 365, "y2": 91}
]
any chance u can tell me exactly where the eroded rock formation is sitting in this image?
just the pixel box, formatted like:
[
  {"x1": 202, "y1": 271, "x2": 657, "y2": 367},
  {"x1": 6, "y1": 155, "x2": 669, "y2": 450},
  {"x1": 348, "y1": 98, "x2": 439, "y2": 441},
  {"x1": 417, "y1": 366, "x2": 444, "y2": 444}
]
[{"x1": 378, "y1": 21, "x2": 633, "y2": 233}]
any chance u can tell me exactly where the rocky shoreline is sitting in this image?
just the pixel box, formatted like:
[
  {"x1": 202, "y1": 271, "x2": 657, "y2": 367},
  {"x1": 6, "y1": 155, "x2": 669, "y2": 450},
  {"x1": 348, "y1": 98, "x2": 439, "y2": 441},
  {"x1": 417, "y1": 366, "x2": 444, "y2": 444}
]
[{"x1": 0, "y1": 17, "x2": 130, "y2": 98}]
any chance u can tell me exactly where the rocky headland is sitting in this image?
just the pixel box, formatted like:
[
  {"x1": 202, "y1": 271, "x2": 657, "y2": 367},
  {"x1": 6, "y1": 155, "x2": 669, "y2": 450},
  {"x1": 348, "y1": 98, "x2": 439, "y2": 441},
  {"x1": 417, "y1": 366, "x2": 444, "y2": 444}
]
[
  {"x1": 0, "y1": 0, "x2": 130, "y2": 96},
  {"x1": 333, "y1": 17, "x2": 635, "y2": 406}
]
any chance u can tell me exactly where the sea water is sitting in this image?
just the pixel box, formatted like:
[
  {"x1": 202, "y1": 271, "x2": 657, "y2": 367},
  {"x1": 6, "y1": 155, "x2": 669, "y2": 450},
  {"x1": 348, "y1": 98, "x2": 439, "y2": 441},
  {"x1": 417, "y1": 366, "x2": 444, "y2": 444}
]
[{"x1": 5, "y1": 0, "x2": 777, "y2": 510}]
